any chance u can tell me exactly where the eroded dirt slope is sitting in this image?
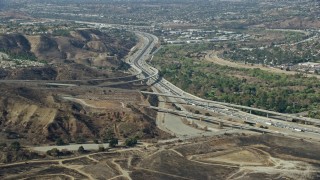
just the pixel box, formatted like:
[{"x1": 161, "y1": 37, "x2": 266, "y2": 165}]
[{"x1": 0, "y1": 83, "x2": 168, "y2": 147}]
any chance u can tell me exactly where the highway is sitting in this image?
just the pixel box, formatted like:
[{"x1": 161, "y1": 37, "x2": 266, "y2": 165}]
[
  {"x1": 1, "y1": 20, "x2": 319, "y2": 140},
  {"x1": 128, "y1": 31, "x2": 320, "y2": 140},
  {"x1": 140, "y1": 91, "x2": 319, "y2": 122},
  {"x1": 144, "y1": 105, "x2": 282, "y2": 134},
  {"x1": 140, "y1": 91, "x2": 320, "y2": 132},
  {"x1": 144, "y1": 105, "x2": 320, "y2": 141}
]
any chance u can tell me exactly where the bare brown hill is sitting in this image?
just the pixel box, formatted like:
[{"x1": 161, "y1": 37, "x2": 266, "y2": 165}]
[
  {"x1": 0, "y1": 28, "x2": 171, "y2": 164},
  {"x1": 0, "y1": 63, "x2": 121, "y2": 80},
  {"x1": 0, "y1": 83, "x2": 168, "y2": 147},
  {"x1": 0, "y1": 29, "x2": 136, "y2": 67},
  {"x1": 0, "y1": 34, "x2": 32, "y2": 54}
]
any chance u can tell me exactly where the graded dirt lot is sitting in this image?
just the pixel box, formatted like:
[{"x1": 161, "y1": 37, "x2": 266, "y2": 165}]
[
  {"x1": 1, "y1": 134, "x2": 320, "y2": 180},
  {"x1": 204, "y1": 148, "x2": 269, "y2": 166}
]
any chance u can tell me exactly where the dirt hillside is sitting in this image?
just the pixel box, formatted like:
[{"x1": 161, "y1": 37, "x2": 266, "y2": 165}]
[
  {"x1": 0, "y1": 84, "x2": 169, "y2": 146},
  {"x1": 0, "y1": 29, "x2": 136, "y2": 67}
]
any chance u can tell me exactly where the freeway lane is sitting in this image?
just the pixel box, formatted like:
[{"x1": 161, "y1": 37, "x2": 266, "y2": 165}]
[
  {"x1": 141, "y1": 90, "x2": 320, "y2": 137},
  {"x1": 139, "y1": 91, "x2": 320, "y2": 125},
  {"x1": 130, "y1": 31, "x2": 320, "y2": 139},
  {"x1": 3, "y1": 20, "x2": 317, "y2": 140},
  {"x1": 144, "y1": 105, "x2": 320, "y2": 140},
  {"x1": 145, "y1": 105, "x2": 279, "y2": 134},
  {"x1": 129, "y1": 32, "x2": 216, "y2": 137}
]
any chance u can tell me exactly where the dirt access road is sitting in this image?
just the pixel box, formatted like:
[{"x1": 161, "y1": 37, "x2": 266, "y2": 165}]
[{"x1": 204, "y1": 51, "x2": 320, "y2": 79}]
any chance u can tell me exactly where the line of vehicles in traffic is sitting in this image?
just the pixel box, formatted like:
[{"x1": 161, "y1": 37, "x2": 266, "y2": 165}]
[{"x1": 130, "y1": 31, "x2": 320, "y2": 137}]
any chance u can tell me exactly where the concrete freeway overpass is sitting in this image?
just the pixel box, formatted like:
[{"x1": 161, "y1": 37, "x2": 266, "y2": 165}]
[
  {"x1": 141, "y1": 91, "x2": 320, "y2": 126},
  {"x1": 143, "y1": 105, "x2": 287, "y2": 135},
  {"x1": 143, "y1": 105, "x2": 320, "y2": 142}
]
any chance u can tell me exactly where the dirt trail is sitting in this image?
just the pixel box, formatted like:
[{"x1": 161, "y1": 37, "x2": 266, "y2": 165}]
[
  {"x1": 136, "y1": 168, "x2": 193, "y2": 180},
  {"x1": 63, "y1": 96, "x2": 106, "y2": 109},
  {"x1": 0, "y1": 148, "x2": 142, "y2": 180},
  {"x1": 0, "y1": 149, "x2": 143, "y2": 168},
  {"x1": 224, "y1": 147, "x2": 318, "y2": 180},
  {"x1": 108, "y1": 175, "x2": 127, "y2": 180},
  {"x1": 187, "y1": 155, "x2": 239, "y2": 168},
  {"x1": 204, "y1": 51, "x2": 320, "y2": 79},
  {"x1": 2, "y1": 137, "x2": 319, "y2": 179},
  {"x1": 112, "y1": 159, "x2": 132, "y2": 180},
  {"x1": 59, "y1": 160, "x2": 95, "y2": 180},
  {"x1": 20, "y1": 174, "x2": 75, "y2": 180},
  {"x1": 170, "y1": 149, "x2": 184, "y2": 157},
  {"x1": 86, "y1": 155, "x2": 99, "y2": 163}
]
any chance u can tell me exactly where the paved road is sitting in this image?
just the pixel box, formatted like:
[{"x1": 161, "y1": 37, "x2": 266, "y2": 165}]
[
  {"x1": 141, "y1": 91, "x2": 320, "y2": 129},
  {"x1": 130, "y1": 32, "x2": 320, "y2": 139},
  {"x1": 32, "y1": 143, "x2": 110, "y2": 152}
]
